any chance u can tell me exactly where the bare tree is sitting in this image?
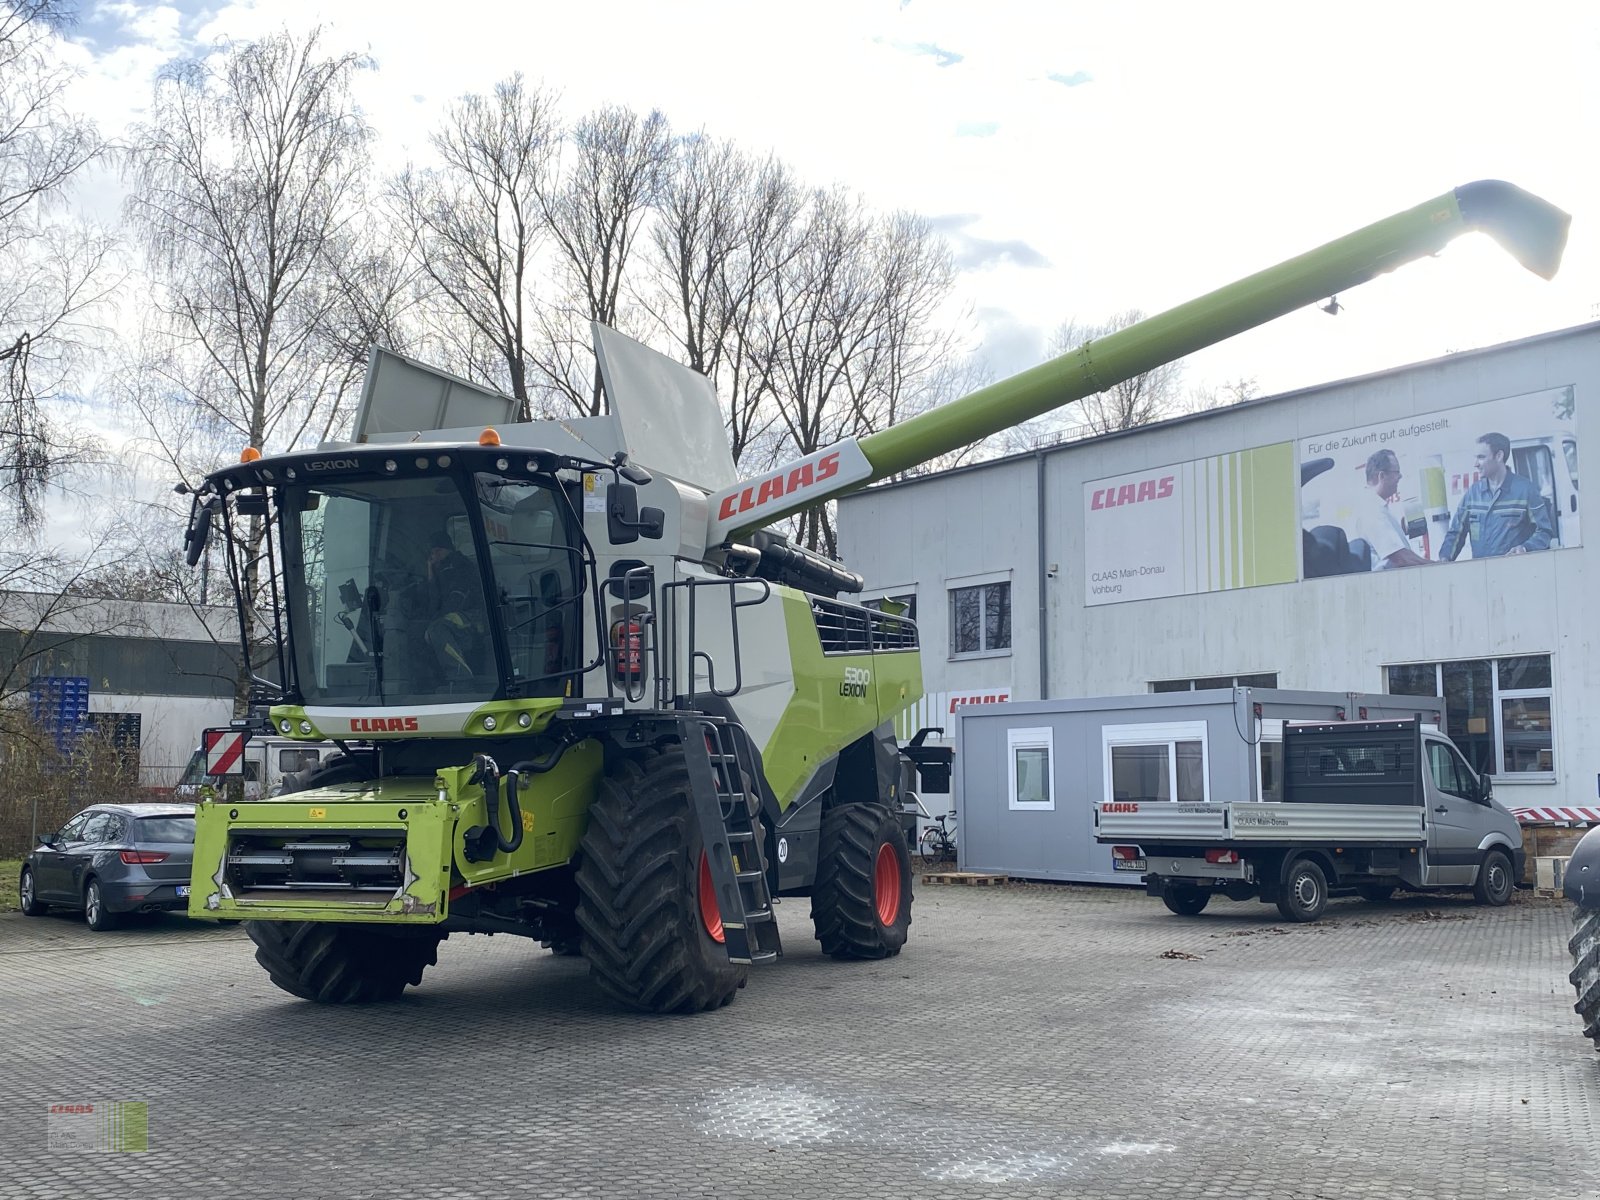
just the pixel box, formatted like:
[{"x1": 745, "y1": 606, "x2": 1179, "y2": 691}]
[
  {"x1": 0, "y1": 1, "x2": 115, "y2": 527},
  {"x1": 124, "y1": 27, "x2": 375, "y2": 703},
  {"x1": 758, "y1": 191, "x2": 959, "y2": 554},
  {"x1": 646, "y1": 135, "x2": 803, "y2": 463},
  {"x1": 1183, "y1": 374, "x2": 1260, "y2": 415},
  {"x1": 1042, "y1": 309, "x2": 1186, "y2": 437},
  {"x1": 394, "y1": 73, "x2": 557, "y2": 420},
  {"x1": 535, "y1": 104, "x2": 672, "y2": 416}
]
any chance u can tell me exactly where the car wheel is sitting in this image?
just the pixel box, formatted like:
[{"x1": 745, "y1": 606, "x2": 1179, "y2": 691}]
[
  {"x1": 1276, "y1": 858, "x2": 1328, "y2": 923},
  {"x1": 19, "y1": 867, "x2": 48, "y2": 916},
  {"x1": 84, "y1": 879, "x2": 121, "y2": 932},
  {"x1": 1473, "y1": 849, "x2": 1514, "y2": 907}
]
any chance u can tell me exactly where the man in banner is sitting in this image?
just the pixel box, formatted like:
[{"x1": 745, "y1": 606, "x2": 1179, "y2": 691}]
[
  {"x1": 1439, "y1": 432, "x2": 1555, "y2": 560},
  {"x1": 1360, "y1": 449, "x2": 1432, "y2": 570}
]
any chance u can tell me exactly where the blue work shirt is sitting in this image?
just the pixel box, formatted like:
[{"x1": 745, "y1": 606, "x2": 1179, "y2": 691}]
[{"x1": 1439, "y1": 469, "x2": 1554, "y2": 560}]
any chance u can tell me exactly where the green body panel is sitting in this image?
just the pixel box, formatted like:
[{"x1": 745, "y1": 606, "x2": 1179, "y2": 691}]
[
  {"x1": 189, "y1": 780, "x2": 451, "y2": 925},
  {"x1": 187, "y1": 739, "x2": 603, "y2": 924},
  {"x1": 757, "y1": 590, "x2": 923, "y2": 810}
]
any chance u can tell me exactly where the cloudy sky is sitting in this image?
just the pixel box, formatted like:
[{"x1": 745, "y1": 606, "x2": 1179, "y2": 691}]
[{"x1": 49, "y1": 0, "x2": 1600, "y2": 429}]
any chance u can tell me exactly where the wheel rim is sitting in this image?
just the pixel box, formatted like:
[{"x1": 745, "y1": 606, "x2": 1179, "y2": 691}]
[
  {"x1": 874, "y1": 843, "x2": 902, "y2": 926},
  {"x1": 86, "y1": 884, "x2": 100, "y2": 923},
  {"x1": 1489, "y1": 862, "x2": 1508, "y2": 899},
  {"x1": 1294, "y1": 873, "x2": 1319, "y2": 910},
  {"x1": 21, "y1": 871, "x2": 33, "y2": 909},
  {"x1": 697, "y1": 851, "x2": 725, "y2": 944}
]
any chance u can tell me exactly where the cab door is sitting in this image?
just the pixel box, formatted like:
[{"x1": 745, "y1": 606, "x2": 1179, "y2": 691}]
[{"x1": 1423, "y1": 738, "x2": 1482, "y2": 886}]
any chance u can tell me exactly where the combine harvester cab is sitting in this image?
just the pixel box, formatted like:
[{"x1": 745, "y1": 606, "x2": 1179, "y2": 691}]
[{"x1": 183, "y1": 181, "x2": 1568, "y2": 1011}]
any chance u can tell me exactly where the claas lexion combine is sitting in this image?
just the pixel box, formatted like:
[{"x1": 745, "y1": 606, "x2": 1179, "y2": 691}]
[{"x1": 182, "y1": 182, "x2": 1567, "y2": 1012}]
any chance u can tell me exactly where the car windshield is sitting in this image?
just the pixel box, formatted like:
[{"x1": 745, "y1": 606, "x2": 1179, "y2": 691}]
[{"x1": 135, "y1": 816, "x2": 195, "y2": 842}]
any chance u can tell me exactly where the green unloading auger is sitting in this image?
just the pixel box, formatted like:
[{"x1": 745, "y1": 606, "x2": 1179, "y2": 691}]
[{"x1": 706, "y1": 180, "x2": 1570, "y2": 543}]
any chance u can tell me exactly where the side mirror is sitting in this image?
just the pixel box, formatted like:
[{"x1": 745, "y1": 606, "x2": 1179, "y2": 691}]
[
  {"x1": 1480, "y1": 775, "x2": 1494, "y2": 804},
  {"x1": 39, "y1": 835, "x2": 57, "y2": 849},
  {"x1": 607, "y1": 484, "x2": 666, "y2": 544},
  {"x1": 184, "y1": 497, "x2": 217, "y2": 566}
]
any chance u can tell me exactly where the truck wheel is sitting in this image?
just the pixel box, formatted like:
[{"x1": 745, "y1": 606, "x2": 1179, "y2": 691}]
[
  {"x1": 1472, "y1": 849, "x2": 1514, "y2": 906},
  {"x1": 246, "y1": 921, "x2": 442, "y2": 1003},
  {"x1": 1162, "y1": 886, "x2": 1210, "y2": 916},
  {"x1": 19, "y1": 867, "x2": 48, "y2": 916},
  {"x1": 575, "y1": 749, "x2": 750, "y2": 1013},
  {"x1": 811, "y1": 803, "x2": 913, "y2": 959},
  {"x1": 1276, "y1": 859, "x2": 1328, "y2": 923},
  {"x1": 1570, "y1": 906, "x2": 1600, "y2": 1051},
  {"x1": 1356, "y1": 884, "x2": 1396, "y2": 903}
]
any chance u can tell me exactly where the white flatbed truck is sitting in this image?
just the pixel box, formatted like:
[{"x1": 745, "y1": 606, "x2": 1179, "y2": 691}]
[{"x1": 1095, "y1": 718, "x2": 1524, "y2": 922}]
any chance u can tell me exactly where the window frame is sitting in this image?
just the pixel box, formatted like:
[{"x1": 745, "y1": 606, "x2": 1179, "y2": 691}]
[
  {"x1": 1007, "y1": 726, "x2": 1056, "y2": 811},
  {"x1": 1384, "y1": 655, "x2": 1555, "y2": 783},
  {"x1": 1151, "y1": 672, "x2": 1278, "y2": 693},
  {"x1": 1101, "y1": 721, "x2": 1212, "y2": 805},
  {"x1": 947, "y1": 571, "x2": 1013, "y2": 661}
]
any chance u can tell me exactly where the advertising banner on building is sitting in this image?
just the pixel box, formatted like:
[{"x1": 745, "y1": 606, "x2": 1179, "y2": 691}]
[
  {"x1": 1299, "y1": 385, "x2": 1578, "y2": 577},
  {"x1": 1083, "y1": 444, "x2": 1298, "y2": 607}
]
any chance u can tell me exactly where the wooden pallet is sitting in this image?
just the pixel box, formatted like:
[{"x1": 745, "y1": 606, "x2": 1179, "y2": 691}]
[{"x1": 920, "y1": 871, "x2": 1008, "y2": 887}]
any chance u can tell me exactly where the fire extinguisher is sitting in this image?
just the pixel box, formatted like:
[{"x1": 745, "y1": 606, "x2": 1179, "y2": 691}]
[{"x1": 611, "y1": 618, "x2": 644, "y2": 681}]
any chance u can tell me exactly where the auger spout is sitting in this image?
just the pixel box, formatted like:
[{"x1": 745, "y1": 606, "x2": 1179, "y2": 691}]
[{"x1": 706, "y1": 180, "x2": 1569, "y2": 544}]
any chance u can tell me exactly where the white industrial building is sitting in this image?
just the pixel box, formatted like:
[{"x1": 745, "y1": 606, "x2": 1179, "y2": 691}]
[
  {"x1": 0, "y1": 592, "x2": 239, "y2": 788},
  {"x1": 838, "y1": 322, "x2": 1594, "y2": 826}
]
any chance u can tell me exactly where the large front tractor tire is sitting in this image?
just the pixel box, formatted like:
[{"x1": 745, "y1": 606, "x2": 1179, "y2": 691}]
[
  {"x1": 811, "y1": 803, "x2": 913, "y2": 959},
  {"x1": 1570, "y1": 906, "x2": 1600, "y2": 1052},
  {"x1": 247, "y1": 922, "x2": 443, "y2": 1003},
  {"x1": 575, "y1": 749, "x2": 751, "y2": 1013}
]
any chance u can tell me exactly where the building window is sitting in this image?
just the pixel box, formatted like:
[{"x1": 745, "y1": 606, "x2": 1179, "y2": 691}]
[
  {"x1": 948, "y1": 582, "x2": 1011, "y2": 658},
  {"x1": 1151, "y1": 672, "x2": 1278, "y2": 693},
  {"x1": 1007, "y1": 727, "x2": 1055, "y2": 811},
  {"x1": 863, "y1": 592, "x2": 917, "y2": 622},
  {"x1": 1385, "y1": 655, "x2": 1554, "y2": 779},
  {"x1": 1102, "y1": 721, "x2": 1210, "y2": 804}
]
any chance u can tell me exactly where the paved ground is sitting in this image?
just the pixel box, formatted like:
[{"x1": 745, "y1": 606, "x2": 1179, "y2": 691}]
[{"x1": 1, "y1": 883, "x2": 1596, "y2": 1199}]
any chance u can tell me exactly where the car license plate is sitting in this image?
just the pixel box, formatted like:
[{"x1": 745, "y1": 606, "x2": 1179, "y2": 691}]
[
  {"x1": 175, "y1": 885, "x2": 189, "y2": 898},
  {"x1": 1113, "y1": 858, "x2": 1147, "y2": 872}
]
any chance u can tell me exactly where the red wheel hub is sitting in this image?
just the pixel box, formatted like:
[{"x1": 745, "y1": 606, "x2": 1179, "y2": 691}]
[
  {"x1": 698, "y1": 851, "x2": 725, "y2": 943},
  {"x1": 874, "y1": 843, "x2": 902, "y2": 926}
]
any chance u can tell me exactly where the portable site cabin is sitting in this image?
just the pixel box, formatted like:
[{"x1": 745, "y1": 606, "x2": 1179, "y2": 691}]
[{"x1": 951, "y1": 688, "x2": 1443, "y2": 884}]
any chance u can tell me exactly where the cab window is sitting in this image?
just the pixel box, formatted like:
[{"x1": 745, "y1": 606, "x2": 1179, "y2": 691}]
[{"x1": 1426, "y1": 741, "x2": 1474, "y2": 800}]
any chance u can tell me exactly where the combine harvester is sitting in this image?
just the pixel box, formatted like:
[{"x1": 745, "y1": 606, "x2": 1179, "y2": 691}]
[{"x1": 180, "y1": 182, "x2": 1568, "y2": 1011}]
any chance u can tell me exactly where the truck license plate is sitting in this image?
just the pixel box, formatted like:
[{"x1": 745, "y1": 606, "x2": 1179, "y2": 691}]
[
  {"x1": 1113, "y1": 858, "x2": 1147, "y2": 872},
  {"x1": 176, "y1": 886, "x2": 189, "y2": 898}
]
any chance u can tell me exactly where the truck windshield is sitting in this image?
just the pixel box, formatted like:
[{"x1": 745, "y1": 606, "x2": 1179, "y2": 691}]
[
  {"x1": 279, "y1": 472, "x2": 581, "y2": 706},
  {"x1": 282, "y1": 475, "x2": 496, "y2": 706}
]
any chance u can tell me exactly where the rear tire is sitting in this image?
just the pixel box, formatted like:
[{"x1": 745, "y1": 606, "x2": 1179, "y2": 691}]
[
  {"x1": 575, "y1": 749, "x2": 750, "y2": 1013},
  {"x1": 1472, "y1": 849, "x2": 1514, "y2": 906},
  {"x1": 19, "y1": 867, "x2": 47, "y2": 916},
  {"x1": 83, "y1": 878, "x2": 121, "y2": 931},
  {"x1": 1276, "y1": 858, "x2": 1328, "y2": 923},
  {"x1": 1162, "y1": 887, "x2": 1211, "y2": 916},
  {"x1": 246, "y1": 921, "x2": 442, "y2": 1003},
  {"x1": 1570, "y1": 906, "x2": 1600, "y2": 1051},
  {"x1": 811, "y1": 804, "x2": 913, "y2": 959},
  {"x1": 1356, "y1": 883, "x2": 1396, "y2": 903}
]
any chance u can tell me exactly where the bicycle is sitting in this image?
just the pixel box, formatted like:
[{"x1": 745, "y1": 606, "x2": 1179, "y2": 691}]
[{"x1": 916, "y1": 804, "x2": 957, "y2": 863}]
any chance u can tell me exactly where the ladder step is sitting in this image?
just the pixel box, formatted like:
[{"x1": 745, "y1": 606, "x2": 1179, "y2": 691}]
[
  {"x1": 735, "y1": 869, "x2": 765, "y2": 883},
  {"x1": 723, "y1": 830, "x2": 756, "y2": 844}
]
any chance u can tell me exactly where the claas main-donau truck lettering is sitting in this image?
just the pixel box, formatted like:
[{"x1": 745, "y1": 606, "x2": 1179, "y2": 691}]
[{"x1": 180, "y1": 182, "x2": 1568, "y2": 1012}]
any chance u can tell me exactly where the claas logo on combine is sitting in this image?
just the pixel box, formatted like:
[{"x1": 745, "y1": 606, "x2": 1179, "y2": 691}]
[
  {"x1": 718, "y1": 452, "x2": 840, "y2": 520},
  {"x1": 349, "y1": 716, "x2": 420, "y2": 732}
]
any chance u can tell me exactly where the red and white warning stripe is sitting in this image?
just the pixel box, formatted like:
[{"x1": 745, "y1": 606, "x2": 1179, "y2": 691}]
[
  {"x1": 203, "y1": 729, "x2": 247, "y2": 776},
  {"x1": 1512, "y1": 806, "x2": 1600, "y2": 826}
]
